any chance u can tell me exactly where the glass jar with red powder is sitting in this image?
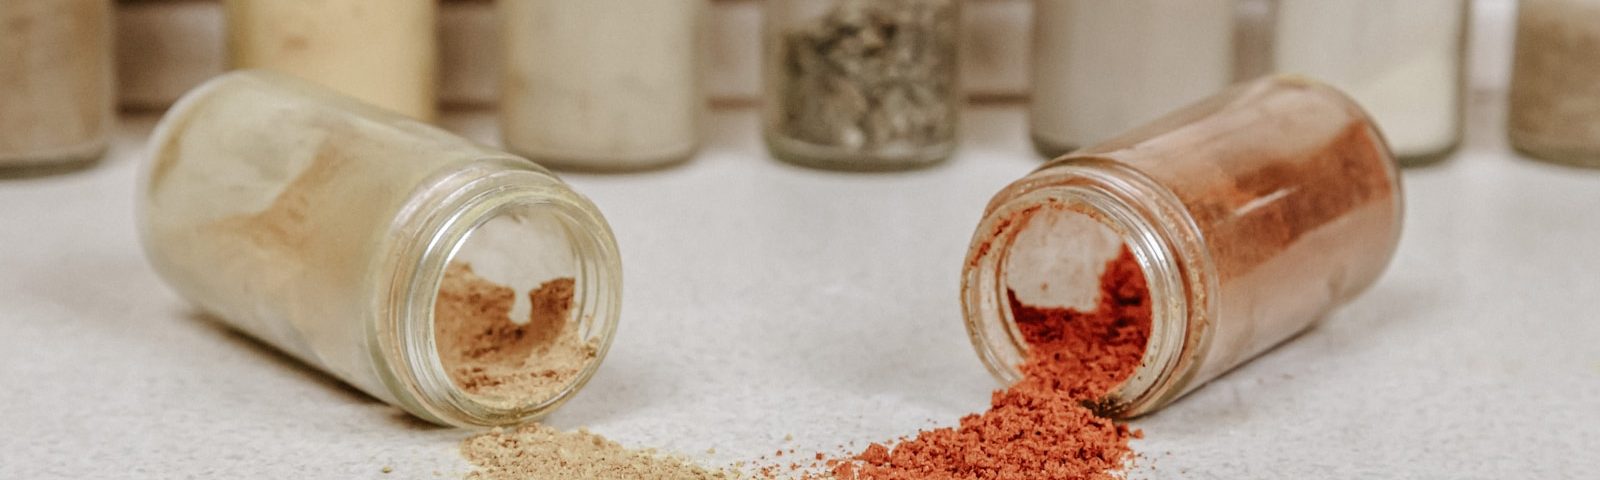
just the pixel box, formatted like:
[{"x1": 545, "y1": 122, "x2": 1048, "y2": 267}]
[{"x1": 962, "y1": 75, "x2": 1403, "y2": 418}]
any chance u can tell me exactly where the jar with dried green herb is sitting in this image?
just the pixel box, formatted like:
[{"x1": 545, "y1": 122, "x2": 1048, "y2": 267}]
[{"x1": 762, "y1": 0, "x2": 960, "y2": 170}]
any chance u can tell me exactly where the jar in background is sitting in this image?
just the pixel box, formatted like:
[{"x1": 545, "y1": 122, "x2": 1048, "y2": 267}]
[
  {"x1": 1271, "y1": 0, "x2": 1469, "y2": 166},
  {"x1": 138, "y1": 71, "x2": 622, "y2": 427},
  {"x1": 0, "y1": 0, "x2": 113, "y2": 171},
  {"x1": 223, "y1": 0, "x2": 437, "y2": 120},
  {"x1": 1509, "y1": 0, "x2": 1600, "y2": 167},
  {"x1": 1029, "y1": 0, "x2": 1235, "y2": 159},
  {"x1": 500, "y1": 0, "x2": 707, "y2": 171},
  {"x1": 964, "y1": 76, "x2": 1403, "y2": 418},
  {"x1": 763, "y1": 0, "x2": 960, "y2": 170}
]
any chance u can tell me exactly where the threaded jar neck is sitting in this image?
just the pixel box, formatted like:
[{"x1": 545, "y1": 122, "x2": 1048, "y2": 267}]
[
  {"x1": 375, "y1": 159, "x2": 622, "y2": 427},
  {"x1": 961, "y1": 157, "x2": 1215, "y2": 419}
]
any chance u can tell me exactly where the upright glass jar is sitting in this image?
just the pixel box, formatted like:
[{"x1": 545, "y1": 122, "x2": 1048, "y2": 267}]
[
  {"x1": 1509, "y1": 0, "x2": 1600, "y2": 167},
  {"x1": 1272, "y1": 0, "x2": 1469, "y2": 166},
  {"x1": 500, "y1": 0, "x2": 707, "y2": 171},
  {"x1": 964, "y1": 76, "x2": 1403, "y2": 418},
  {"x1": 763, "y1": 0, "x2": 960, "y2": 170},
  {"x1": 1029, "y1": 0, "x2": 1235, "y2": 159},
  {"x1": 223, "y1": 0, "x2": 438, "y2": 120},
  {"x1": 0, "y1": 0, "x2": 113, "y2": 171},
  {"x1": 137, "y1": 71, "x2": 622, "y2": 427}
]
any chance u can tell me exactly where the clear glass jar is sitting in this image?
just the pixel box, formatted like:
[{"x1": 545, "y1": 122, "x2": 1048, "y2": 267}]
[
  {"x1": 0, "y1": 0, "x2": 113, "y2": 171},
  {"x1": 500, "y1": 0, "x2": 707, "y2": 171},
  {"x1": 1029, "y1": 0, "x2": 1235, "y2": 159},
  {"x1": 964, "y1": 76, "x2": 1403, "y2": 418},
  {"x1": 223, "y1": 0, "x2": 438, "y2": 120},
  {"x1": 137, "y1": 71, "x2": 622, "y2": 427},
  {"x1": 1271, "y1": 0, "x2": 1469, "y2": 166},
  {"x1": 1509, "y1": 0, "x2": 1600, "y2": 167},
  {"x1": 762, "y1": 0, "x2": 960, "y2": 170}
]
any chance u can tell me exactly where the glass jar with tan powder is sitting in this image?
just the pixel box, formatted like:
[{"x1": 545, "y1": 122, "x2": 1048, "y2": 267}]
[
  {"x1": 0, "y1": 0, "x2": 113, "y2": 171},
  {"x1": 500, "y1": 0, "x2": 707, "y2": 171},
  {"x1": 1509, "y1": 0, "x2": 1600, "y2": 167},
  {"x1": 963, "y1": 76, "x2": 1403, "y2": 418},
  {"x1": 223, "y1": 0, "x2": 437, "y2": 120},
  {"x1": 137, "y1": 71, "x2": 622, "y2": 427}
]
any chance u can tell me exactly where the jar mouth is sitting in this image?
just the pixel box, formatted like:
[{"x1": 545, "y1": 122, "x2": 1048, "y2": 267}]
[
  {"x1": 380, "y1": 161, "x2": 622, "y2": 427},
  {"x1": 961, "y1": 159, "x2": 1213, "y2": 418}
]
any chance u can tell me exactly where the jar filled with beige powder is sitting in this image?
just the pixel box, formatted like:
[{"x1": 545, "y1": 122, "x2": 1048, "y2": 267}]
[
  {"x1": 964, "y1": 76, "x2": 1403, "y2": 418},
  {"x1": 138, "y1": 71, "x2": 622, "y2": 427},
  {"x1": 500, "y1": 0, "x2": 707, "y2": 171},
  {"x1": 223, "y1": 0, "x2": 437, "y2": 120},
  {"x1": 1509, "y1": 0, "x2": 1600, "y2": 167},
  {"x1": 0, "y1": 0, "x2": 113, "y2": 170}
]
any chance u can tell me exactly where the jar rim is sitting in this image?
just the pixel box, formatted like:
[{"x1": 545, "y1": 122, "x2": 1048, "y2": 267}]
[
  {"x1": 375, "y1": 160, "x2": 623, "y2": 427},
  {"x1": 960, "y1": 157, "x2": 1217, "y2": 418}
]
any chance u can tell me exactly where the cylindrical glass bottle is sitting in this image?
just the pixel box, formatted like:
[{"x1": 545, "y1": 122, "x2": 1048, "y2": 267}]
[
  {"x1": 1029, "y1": 0, "x2": 1235, "y2": 159},
  {"x1": 1509, "y1": 0, "x2": 1600, "y2": 167},
  {"x1": 137, "y1": 71, "x2": 622, "y2": 427},
  {"x1": 763, "y1": 0, "x2": 960, "y2": 170},
  {"x1": 964, "y1": 76, "x2": 1403, "y2": 418},
  {"x1": 0, "y1": 0, "x2": 113, "y2": 171},
  {"x1": 1271, "y1": 0, "x2": 1469, "y2": 166},
  {"x1": 500, "y1": 0, "x2": 707, "y2": 171},
  {"x1": 223, "y1": 0, "x2": 438, "y2": 120}
]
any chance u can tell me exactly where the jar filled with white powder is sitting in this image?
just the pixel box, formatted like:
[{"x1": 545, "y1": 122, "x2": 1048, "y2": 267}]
[
  {"x1": 1509, "y1": 0, "x2": 1600, "y2": 167},
  {"x1": 138, "y1": 71, "x2": 622, "y2": 427},
  {"x1": 1271, "y1": 0, "x2": 1469, "y2": 166},
  {"x1": 223, "y1": 0, "x2": 437, "y2": 120},
  {"x1": 1029, "y1": 0, "x2": 1236, "y2": 159},
  {"x1": 0, "y1": 0, "x2": 113, "y2": 171},
  {"x1": 500, "y1": 0, "x2": 707, "y2": 171}
]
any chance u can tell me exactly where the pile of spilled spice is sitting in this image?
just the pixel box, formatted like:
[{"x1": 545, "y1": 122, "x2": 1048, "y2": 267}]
[
  {"x1": 460, "y1": 424, "x2": 733, "y2": 480},
  {"x1": 434, "y1": 263, "x2": 597, "y2": 401},
  {"x1": 818, "y1": 247, "x2": 1151, "y2": 479}
]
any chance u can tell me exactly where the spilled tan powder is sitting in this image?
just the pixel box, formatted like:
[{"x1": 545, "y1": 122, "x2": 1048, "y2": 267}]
[
  {"x1": 461, "y1": 424, "x2": 734, "y2": 480},
  {"x1": 434, "y1": 263, "x2": 596, "y2": 401}
]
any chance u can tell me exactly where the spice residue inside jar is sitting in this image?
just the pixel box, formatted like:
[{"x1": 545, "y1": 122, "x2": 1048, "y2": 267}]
[
  {"x1": 434, "y1": 263, "x2": 596, "y2": 402},
  {"x1": 810, "y1": 247, "x2": 1150, "y2": 479}
]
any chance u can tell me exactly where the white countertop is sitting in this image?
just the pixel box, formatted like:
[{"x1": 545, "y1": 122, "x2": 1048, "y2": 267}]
[{"x1": 2, "y1": 93, "x2": 1598, "y2": 479}]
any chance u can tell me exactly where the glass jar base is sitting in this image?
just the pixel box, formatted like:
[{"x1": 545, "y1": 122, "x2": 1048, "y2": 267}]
[
  {"x1": 510, "y1": 146, "x2": 700, "y2": 173},
  {"x1": 0, "y1": 140, "x2": 109, "y2": 178},
  {"x1": 1029, "y1": 132, "x2": 1081, "y2": 161},
  {"x1": 1395, "y1": 141, "x2": 1460, "y2": 168},
  {"x1": 1512, "y1": 143, "x2": 1600, "y2": 169},
  {"x1": 765, "y1": 133, "x2": 953, "y2": 172}
]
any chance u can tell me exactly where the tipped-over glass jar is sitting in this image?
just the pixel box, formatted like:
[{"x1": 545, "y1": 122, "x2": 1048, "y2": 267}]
[
  {"x1": 0, "y1": 0, "x2": 113, "y2": 171},
  {"x1": 963, "y1": 76, "x2": 1403, "y2": 418},
  {"x1": 137, "y1": 71, "x2": 622, "y2": 427},
  {"x1": 762, "y1": 0, "x2": 960, "y2": 170}
]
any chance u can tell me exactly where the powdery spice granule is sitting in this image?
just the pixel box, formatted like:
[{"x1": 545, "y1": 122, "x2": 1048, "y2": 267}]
[{"x1": 460, "y1": 424, "x2": 735, "y2": 480}]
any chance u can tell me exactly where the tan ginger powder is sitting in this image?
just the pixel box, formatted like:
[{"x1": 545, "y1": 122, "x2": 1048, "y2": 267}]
[{"x1": 434, "y1": 263, "x2": 596, "y2": 402}]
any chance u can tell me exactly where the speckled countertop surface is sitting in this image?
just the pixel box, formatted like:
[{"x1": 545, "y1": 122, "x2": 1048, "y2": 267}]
[{"x1": 2, "y1": 87, "x2": 1598, "y2": 478}]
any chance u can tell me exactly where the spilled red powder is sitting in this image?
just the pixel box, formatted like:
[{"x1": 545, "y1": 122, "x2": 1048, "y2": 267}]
[{"x1": 821, "y1": 247, "x2": 1151, "y2": 480}]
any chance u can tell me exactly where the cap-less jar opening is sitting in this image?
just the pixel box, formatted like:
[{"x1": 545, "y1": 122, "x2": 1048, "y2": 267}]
[
  {"x1": 962, "y1": 160, "x2": 1210, "y2": 418},
  {"x1": 384, "y1": 161, "x2": 621, "y2": 427}
]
